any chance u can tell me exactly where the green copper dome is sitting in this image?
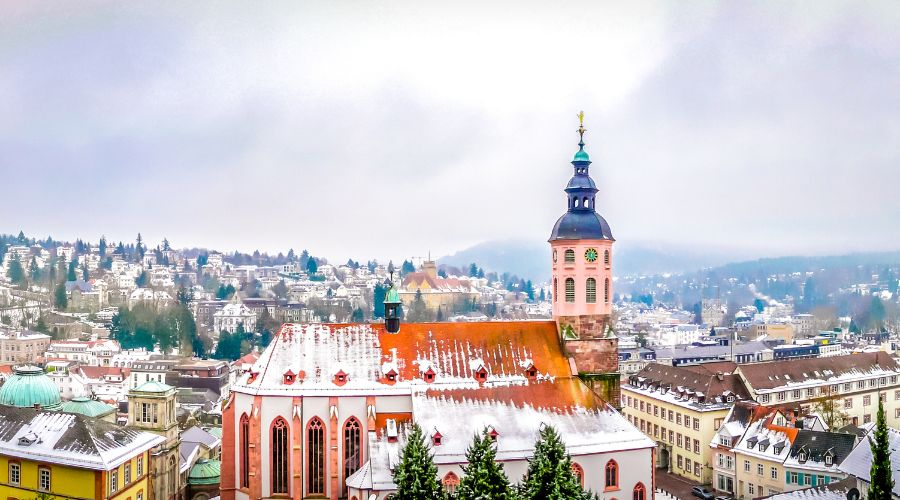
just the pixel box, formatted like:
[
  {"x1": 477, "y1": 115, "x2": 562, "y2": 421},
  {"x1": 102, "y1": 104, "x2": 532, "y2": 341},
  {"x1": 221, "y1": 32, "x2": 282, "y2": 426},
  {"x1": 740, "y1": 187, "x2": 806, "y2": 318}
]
[
  {"x1": 0, "y1": 366, "x2": 63, "y2": 411},
  {"x1": 384, "y1": 286, "x2": 401, "y2": 304},
  {"x1": 188, "y1": 459, "x2": 221, "y2": 485},
  {"x1": 573, "y1": 145, "x2": 590, "y2": 162},
  {"x1": 61, "y1": 397, "x2": 116, "y2": 418}
]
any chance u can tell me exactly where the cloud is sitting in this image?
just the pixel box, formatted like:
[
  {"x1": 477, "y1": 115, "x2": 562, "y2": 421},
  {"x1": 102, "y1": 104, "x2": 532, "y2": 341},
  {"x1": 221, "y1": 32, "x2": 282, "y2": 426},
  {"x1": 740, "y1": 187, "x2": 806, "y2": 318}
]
[{"x1": 0, "y1": 1, "x2": 898, "y2": 263}]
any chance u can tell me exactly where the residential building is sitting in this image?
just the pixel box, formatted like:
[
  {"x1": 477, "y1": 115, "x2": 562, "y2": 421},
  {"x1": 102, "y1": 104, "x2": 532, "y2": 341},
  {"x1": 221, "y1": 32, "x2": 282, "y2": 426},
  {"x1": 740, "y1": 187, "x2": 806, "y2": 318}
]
[
  {"x1": 735, "y1": 352, "x2": 900, "y2": 427},
  {"x1": 399, "y1": 260, "x2": 479, "y2": 312},
  {"x1": 213, "y1": 293, "x2": 257, "y2": 334},
  {"x1": 0, "y1": 328, "x2": 50, "y2": 364},
  {"x1": 782, "y1": 430, "x2": 855, "y2": 491},
  {"x1": 0, "y1": 406, "x2": 163, "y2": 500},
  {"x1": 622, "y1": 362, "x2": 750, "y2": 483},
  {"x1": 750, "y1": 323, "x2": 794, "y2": 342},
  {"x1": 732, "y1": 415, "x2": 796, "y2": 499}
]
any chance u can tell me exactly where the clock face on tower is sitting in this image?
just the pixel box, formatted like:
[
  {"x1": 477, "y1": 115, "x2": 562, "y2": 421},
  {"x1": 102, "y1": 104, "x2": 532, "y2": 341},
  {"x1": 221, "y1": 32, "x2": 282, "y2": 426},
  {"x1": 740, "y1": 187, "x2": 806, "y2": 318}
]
[{"x1": 585, "y1": 248, "x2": 598, "y2": 263}]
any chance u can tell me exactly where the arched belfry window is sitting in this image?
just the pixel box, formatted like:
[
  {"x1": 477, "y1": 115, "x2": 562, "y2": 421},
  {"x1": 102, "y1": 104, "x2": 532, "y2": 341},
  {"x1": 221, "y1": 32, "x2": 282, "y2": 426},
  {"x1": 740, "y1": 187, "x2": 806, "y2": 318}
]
[
  {"x1": 564, "y1": 249, "x2": 575, "y2": 263},
  {"x1": 583, "y1": 196, "x2": 589, "y2": 209},
  {"x1": 605, "y1": 459, "x2": 619, "y2": 488},
  {"x1": 307, "y1": 418, "x2": 325, "y2": 495},
  {"x1": 271, "y1": 418, "x2": 289, "y2": 495},
  {"x1": 565, "y1": 278, "x2": 575, "y2": 303},
  {"x1": 240, "y1": 413, "x2": 250, "y2": 488},
  {"x1": 586, "y1": 278, "x2": 597, "y2": 303},
  {"x1": 634, "y1": 482, "x2": 646, "y2": 500},
  {"x1": 344, "y1": 418, "x2": 362, "y2": 495},
  {"x1": 553, "y1": 278, "x2": 558, "y2": 303},
  {"x1": 604, "y1": 278, "x2": 610, "y2": 303},
  {"x1": 604, "y1": 249, "x2": 610, "y2": 265}
]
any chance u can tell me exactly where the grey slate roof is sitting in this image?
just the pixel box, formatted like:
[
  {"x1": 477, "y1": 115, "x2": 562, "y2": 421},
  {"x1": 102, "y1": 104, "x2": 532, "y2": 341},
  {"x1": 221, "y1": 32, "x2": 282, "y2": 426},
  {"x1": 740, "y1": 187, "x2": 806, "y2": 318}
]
[
  {"x1": 0, "y1": 405, "x2": 164, "y2": 470},
  {"x1": 839, "y1": 427, "x2": 900, "y2": 498},
  {"x1": 788, "y1": 430, "x2": 857, "y2": 466}
]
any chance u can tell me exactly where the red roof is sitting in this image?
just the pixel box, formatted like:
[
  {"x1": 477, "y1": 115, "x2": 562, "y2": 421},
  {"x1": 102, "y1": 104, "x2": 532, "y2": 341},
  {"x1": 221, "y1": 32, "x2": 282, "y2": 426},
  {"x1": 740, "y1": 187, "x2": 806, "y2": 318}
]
[{"x1": 80, "y1": 366, "x2": 131, "y2": 380}]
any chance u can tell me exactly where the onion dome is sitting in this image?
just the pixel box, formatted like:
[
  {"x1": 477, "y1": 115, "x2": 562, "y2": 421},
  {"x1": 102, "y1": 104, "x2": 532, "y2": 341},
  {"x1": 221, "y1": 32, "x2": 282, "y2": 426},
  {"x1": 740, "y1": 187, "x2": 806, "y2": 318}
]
[
  {"x1": 61, "y1": 396, "x2": 116, "y2": 418},
  {"x1": 549, "y1": 112, "x2": 615, "y2": 242},
  {"x1": 0, "y1": 365, "x2": 63, "y2": 411},
  {"x1": 187, "y1": 458, "x2": 221, "y2": 486}
]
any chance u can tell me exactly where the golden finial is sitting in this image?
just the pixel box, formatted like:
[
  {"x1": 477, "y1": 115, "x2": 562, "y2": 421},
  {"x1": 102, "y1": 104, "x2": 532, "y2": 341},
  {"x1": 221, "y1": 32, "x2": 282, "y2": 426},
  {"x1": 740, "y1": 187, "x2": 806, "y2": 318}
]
[{"x1": 577, "y1": 110, "x2": 586, "y2": 142}]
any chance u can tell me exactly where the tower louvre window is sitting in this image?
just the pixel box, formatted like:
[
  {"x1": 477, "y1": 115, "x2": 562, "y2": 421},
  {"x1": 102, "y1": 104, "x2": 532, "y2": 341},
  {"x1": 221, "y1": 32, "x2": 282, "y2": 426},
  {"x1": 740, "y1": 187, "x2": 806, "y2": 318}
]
[
  {"x1": 553, "y1": 278, "x2": 558, "y2": 303},
  {"x1": 565, "y1": 278, "x2": 575, "y2": 303},
  {"x1": 604, "y1": 249, "x2": 610, "y2": 265},
  {"x1": 586, "y1": 278, "x2": 597, "y2": 303},
  {"x1": 564, "y1": 249, "x2": 575, "y2": 263},
  {"x1": 604, "y1": 278, "x2": 610, "y2": 303}
]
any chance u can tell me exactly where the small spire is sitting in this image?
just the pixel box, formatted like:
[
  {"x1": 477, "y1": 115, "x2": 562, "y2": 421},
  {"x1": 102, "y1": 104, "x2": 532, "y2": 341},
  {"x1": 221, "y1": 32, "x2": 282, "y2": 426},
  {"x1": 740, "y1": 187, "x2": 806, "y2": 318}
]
[{"x1": 577, "y1": 110, "x2": 586, "y2": 145}]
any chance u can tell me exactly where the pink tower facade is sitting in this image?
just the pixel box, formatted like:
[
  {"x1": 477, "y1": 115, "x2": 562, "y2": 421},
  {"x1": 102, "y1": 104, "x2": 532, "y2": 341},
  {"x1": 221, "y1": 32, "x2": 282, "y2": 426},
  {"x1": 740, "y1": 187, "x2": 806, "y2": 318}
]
[{"x1": 549, "y1": 116, "x2": 620, "y2": 404}]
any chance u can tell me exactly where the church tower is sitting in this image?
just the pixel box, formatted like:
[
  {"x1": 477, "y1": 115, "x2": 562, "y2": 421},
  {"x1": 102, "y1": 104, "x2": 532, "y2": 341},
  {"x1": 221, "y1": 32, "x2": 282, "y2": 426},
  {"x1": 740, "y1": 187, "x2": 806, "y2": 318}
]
[{"x1": 549, "y1": 112, "x2": 620, "y2": 404}]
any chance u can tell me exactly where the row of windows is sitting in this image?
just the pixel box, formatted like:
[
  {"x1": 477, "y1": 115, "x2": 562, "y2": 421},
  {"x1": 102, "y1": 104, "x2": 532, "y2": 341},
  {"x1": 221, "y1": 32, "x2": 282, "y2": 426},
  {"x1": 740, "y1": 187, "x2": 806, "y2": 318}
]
[
  {"x1": 786, "y1": 472, "x2": 841, "y2": 486},
  {"x1": 559, "y1": 248, "x2": 611, "y2": 265},
  {"x1": 624, "y1": 396, "x2": 701, "y2": 431},
  {"x1": 675, "y1": 455, "x2": 702, "y2": 478},
  {"x1": 630, "y1": 415, "x2": 702, "y2": 454},
  {"x1": 109, "y1": 456, "x2": 144, "y2": 494},
  {"x1": 241, "y1": 414, "x2": 363, "y2": 497},
  {"x1": 554, "y1": 277, "x2": 609, "y2": 304},
  {"x1": 9, "y1": 464, "x2": 51, "y2": 492},
  {"x1": 758, "y1": 377, "x2": 899, "y2": 403}
]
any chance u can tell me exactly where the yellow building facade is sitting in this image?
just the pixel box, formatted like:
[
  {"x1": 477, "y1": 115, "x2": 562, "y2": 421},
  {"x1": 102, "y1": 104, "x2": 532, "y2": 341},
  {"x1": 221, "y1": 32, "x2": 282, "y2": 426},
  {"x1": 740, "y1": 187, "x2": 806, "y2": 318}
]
[
  {"x1": 622, "y1": 363, "x2": 750, "y2": 484},
  {"x1": 0, "y1": 407, "x2": 163, "y2": 500}
]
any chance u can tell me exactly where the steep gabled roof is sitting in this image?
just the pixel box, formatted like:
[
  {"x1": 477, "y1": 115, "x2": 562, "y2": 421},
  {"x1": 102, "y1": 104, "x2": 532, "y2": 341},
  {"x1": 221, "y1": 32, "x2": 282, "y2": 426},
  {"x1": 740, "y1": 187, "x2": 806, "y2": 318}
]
[{"x1": 630, "y1": 363, "x2": 751, "y2": 403}]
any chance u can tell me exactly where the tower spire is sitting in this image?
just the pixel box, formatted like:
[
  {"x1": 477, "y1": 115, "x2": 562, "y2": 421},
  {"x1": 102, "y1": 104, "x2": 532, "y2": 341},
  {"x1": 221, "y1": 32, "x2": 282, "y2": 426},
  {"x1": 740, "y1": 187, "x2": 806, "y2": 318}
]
[{"x1": 577, "y1": 110, "x2": 586, "y2": 144}]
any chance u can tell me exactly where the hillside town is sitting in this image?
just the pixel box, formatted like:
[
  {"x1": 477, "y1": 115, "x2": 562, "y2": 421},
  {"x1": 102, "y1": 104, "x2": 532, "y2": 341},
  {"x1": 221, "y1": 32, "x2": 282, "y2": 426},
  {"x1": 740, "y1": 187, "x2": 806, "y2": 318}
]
[{"x1": 1, "y1": 116, "x2": 899, "y2": 500}]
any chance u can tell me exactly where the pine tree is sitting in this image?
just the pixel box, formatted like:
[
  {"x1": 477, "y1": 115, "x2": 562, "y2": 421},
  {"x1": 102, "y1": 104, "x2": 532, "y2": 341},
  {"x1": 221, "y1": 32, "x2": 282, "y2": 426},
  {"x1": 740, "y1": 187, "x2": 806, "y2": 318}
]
[
  {"x1": 869, "y1": 397, "x2": 894, "y2": 500},
  {"x1": 373, "y1": 283, "x2": 387, "y2": 318},
  {"x1": 54, "y1": 282, "x2": 68, "y2": 310},
  {"x1": 520, "y1": 425, "x2": 590, "y2": 500},
  {"x1": 306, "y1": 258, "x2": 318, "y2": 275},
  {"x1": 391, "y1": 423, "x2": 445, "y2": 500},
  {"x1": 7, "y1": 258, "x2": 25, "y2": 285},
  {"x1": 457, "y1": 428, "x2": 515, "y2": 500},
  {"x1": 66, "y1": 261, "x2": 77, "y2": 282}
]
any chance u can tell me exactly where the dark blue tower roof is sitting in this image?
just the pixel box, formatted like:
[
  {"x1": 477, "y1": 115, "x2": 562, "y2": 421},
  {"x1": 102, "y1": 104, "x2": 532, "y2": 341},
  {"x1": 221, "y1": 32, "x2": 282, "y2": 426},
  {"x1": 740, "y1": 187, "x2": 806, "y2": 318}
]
[{"x1": 549, "y1": 120, "x2": 614, "y2": 242}]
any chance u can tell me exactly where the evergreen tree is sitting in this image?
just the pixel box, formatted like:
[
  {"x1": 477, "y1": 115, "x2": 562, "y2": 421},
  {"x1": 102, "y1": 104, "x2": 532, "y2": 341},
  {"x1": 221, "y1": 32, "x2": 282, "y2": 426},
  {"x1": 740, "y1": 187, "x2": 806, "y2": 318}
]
[
  {"x1": 373, "y1": 283, "x2": 387, "y2": 318},
  {"x1": 135, "y1": 270, "x2": 149, "y2": 288},
  {"x1": 66, "y1": 261, "x2": 77, "y2": 281},
  {"x1": 438, "y1": 268, "x2": 447, "y2": 278},
  {"x1": 7, "y1": 258, "x2": 25, "y2": 285},
  {"x1": 436, "y1": 306, "x2": 444, "y2": 322},
  {"x1": 869, "y1": 397, "x2": 894, "y2": 500},
  {"x1": 457, "y1": 428, "x2": 515, "y2": 500},
  {"x1": 520, "y1": 425, "x2": 590, "y2": 500},
  {"x1": 525, "y1": 280, "x2": 535, "y2": 301},
  {"x1": 538, "y1": 289, "x2": 545, "y2": 302},
  {"x1": 54, "y1": 282, "x2": 68, "y2": 310},
  {"x1": 306, "y1": 257, "x2": 318, "y2": 275},
  {"x1": 16, "y1": 231, "x2": 25, "y2": 243},
  {"x1": 81, "y1": 264, "x2": 89, "y2": 281},
  {"x1": 402, "y1": 260, "x2": 416, "y2": 275},
  {"x1": 408, "y1": 289, "x2": 431, "y2": 322},
  {"x1": 135, "y1": 233, "x2": 145, "y2": 262},
  {"x1": 391, "y1": 423, "x2": 445, "y2": 500},
  {"x1": 469, "y1": 263, "x2": 478, "y2": 277},
  {"x1": 351, "y1": 307, "x2": 365, "y2": 323},
  {"x1": 28, "y1": 257, "x2": 40, "y2": 282},
  {"x1": 99, "y1": 236, "x2": 107, "y2": 258}
]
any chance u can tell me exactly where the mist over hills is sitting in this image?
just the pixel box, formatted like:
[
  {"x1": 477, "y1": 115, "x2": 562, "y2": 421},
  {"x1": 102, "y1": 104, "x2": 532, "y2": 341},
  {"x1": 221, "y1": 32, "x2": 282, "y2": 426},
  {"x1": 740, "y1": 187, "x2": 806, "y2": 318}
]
[{"x1": 437, "y1": 239, "x2": 749, "y2": 282}]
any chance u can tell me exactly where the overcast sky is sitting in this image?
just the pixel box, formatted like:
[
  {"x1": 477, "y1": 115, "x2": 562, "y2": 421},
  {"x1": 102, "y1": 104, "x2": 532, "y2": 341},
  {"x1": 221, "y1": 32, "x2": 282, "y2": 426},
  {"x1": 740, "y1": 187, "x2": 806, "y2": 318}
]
[{"x1": 1, "y1": 1, "x2": 898, "y2": 263}]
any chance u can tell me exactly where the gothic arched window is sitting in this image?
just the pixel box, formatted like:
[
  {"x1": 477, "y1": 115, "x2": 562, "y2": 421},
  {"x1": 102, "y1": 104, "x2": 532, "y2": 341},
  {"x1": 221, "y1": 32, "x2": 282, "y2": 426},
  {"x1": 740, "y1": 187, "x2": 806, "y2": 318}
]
[
  {"x1": 271, "y1": 418, "x2": 289, "y2": 495},
  {"x1": 565, "y1": 278, "x2": 575, "y2": 303},
  {"x1": 586, "y1": 278, "x2": 597, "y2": 303},
  {"x1": 307, "y1": 418, "x2": 325, "y2": 495},
  {"x1": 634, "y1": 482, "x2": 646, "y2": 500},
  {"x1": 443, "y1": 472, "x2": 460, "y2": 494},
  {"x1": 605, "y1": 459, "x2": 619, "y2": 489},
  {"x1": 572, "y1": 462, "x2": 584, "y2": 487},
  {"x1": 240, "y1": 413, "x2": 250, "y2": 488},
  {"x1": 604, "y1": 278, "x2": 610, "y2": 303},
  {"x1": 344, "y1": 418, "x2": 362, "y2": 496}
]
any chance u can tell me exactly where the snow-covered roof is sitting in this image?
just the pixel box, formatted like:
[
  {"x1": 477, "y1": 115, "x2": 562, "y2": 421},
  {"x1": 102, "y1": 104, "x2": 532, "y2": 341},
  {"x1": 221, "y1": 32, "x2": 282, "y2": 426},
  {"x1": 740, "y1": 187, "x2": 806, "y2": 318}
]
[
  {"x1": 0, "y1": 406, "x2": 164, "y2": 470},
  {"x1": 839, "y1": 427, "x2": 900, "y2": 498},
  {"x1": 234, "y1": 322, "x2": 570, "y2": 396}
]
